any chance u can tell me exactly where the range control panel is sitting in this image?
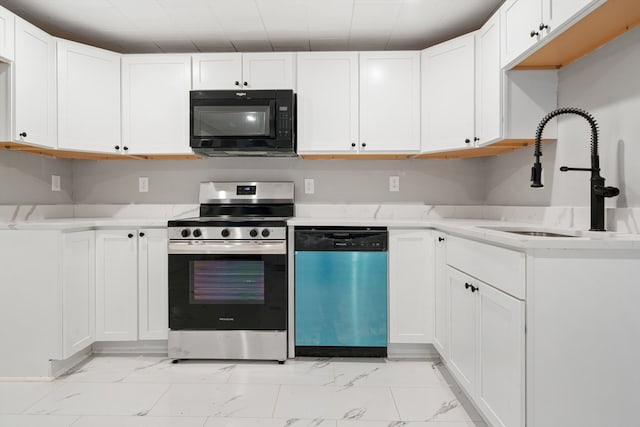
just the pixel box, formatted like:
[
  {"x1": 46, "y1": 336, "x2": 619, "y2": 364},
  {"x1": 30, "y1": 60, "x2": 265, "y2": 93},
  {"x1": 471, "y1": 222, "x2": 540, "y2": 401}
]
[{"x1": 168, "y1": 226, "x2": 287, "y2": 241}]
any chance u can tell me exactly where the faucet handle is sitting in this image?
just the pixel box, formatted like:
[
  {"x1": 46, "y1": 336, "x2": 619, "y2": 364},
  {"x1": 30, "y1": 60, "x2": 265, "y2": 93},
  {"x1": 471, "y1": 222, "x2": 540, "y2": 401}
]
[{"x1": 594, "y1": 185, "x2": 620, "y2": 198}]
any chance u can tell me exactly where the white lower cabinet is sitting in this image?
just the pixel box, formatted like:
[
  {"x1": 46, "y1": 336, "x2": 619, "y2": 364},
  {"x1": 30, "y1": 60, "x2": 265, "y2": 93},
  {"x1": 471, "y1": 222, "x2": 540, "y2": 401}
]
[
  {"x1": 432, "y1": 232, "x2": 449, "y2": 358},
  {"x1": 96, "y1": 228, "x2": 168, "y2": 341},
  {"x1": 62, "y1": 231, "x2": 96, "y2": 359},
  {"x1": 446, "y1": 265, "x2": 525, "y2": 427},
  {"x1": 388, "y1": 229, "x2": 434, "y2": 344}
]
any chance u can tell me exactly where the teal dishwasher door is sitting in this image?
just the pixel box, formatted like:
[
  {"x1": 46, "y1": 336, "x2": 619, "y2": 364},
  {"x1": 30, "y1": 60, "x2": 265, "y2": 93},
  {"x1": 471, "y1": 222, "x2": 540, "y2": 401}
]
[{"x1": 294, "y1": 251, "x2": 388, "y2": 349}]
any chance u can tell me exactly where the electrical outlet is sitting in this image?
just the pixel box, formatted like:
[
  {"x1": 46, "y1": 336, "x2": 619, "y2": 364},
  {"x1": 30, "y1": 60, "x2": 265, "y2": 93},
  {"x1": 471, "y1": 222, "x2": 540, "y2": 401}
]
[
  {"x1": 139, "y1": 176, "x2": 149, "y2": 193},
  {"x1": 389, "y1": 175, "x2": 400, "y2": 192},
  {"x1": 304, "y1": 178, "x2": 315, "y2": 194},
  {"x1": 51, "y1": 175, "x2": 61, "y2": 192}
]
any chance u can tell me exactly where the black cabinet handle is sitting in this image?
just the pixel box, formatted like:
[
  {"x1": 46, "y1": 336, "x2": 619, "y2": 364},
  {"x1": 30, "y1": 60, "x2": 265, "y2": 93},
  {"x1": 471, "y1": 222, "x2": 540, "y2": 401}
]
[
  {"x1": 471, "y1": 285, "x2": 479, "y2": 293},
  {"x1": 351, "y1": 143, "x2": 356, "y2": 148},
  {"x1": 438, "y1": 237, "x2": 445, "y2": 242},
  {"x1": 139, "y1": 232, "x2": 145, "y2": 237},
  {"x1": 123, "y1": 146, "x2": 128, "y2": 151},
  {"x1": 465, "y1": 138, "x2": 471, "y2": 144},
  {"x1": 128, "y1": 233, "x2": 134, "y2": 238},
  {"x1": 243, "y1": 81, "x2": 248, "y2": 86},
  {"x1": 474, "y1": 137, "x2": 480, "y2": 142},
  {"x1": 539, "y1": 23, "x2": 549, "y2": 31},
  {"x1": 465, "y1": 283, "x2": 471, "y2": 290},
  {"x1": 115, "y1": 145, "x2": 120, "y2": 150},
  {"x1": 19, "y1": 132, "x2": 27, "y2": 138},
  {"x1": 530, "y1": 30, "x2": 539, "y2": 38},
  {"x1": 235, "y1": 81, "x2": 240, "y2": 86},
  {"x1": 361, "y1": 143, "x2": 366, "y2": 148}
]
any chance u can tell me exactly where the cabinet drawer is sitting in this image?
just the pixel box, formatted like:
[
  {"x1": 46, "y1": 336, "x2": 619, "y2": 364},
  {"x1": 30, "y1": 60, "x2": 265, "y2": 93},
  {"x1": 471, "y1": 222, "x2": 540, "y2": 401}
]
[{"x1": 446, "y1": 235, "x2": 525, "y2": 299}]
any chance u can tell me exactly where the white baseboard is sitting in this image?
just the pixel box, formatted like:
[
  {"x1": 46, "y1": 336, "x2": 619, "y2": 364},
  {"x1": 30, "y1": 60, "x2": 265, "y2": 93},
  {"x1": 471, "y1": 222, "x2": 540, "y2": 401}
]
[
  {"x1": 387, "y1": 343, "x2": 440, "y2": 360},
  {"x1": 49, "y1": 345, "x2": 93, "y2": 378}
]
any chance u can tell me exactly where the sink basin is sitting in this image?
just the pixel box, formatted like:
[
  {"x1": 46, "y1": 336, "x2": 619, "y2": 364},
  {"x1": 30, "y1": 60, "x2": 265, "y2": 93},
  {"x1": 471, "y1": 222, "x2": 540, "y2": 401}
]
[
  {"x1": 477, "y1": 225, "x2": 580, "y2": 238},
  {"x1": 499, "y1": 230, "x2": 577, "y2": 238}
]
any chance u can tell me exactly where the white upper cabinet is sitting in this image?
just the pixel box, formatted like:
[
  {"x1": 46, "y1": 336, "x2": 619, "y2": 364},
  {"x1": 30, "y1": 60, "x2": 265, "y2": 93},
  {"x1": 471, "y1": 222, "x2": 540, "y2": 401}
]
[
  {"x1": 57, "y1": 40, "x2": 121, "y2": 153},
  {"x1": 359, "y1": 51, "x2": 421, "y2": 153},
  {"x1": 421, "y1": 34, "x2": 475, "y2": 152},
  {"x1": 501, "y1": 0, "x2": 603, "y2": 67},
  {"x1": 475, "y1": 12, "x2": 502, "y2": 146},
  {"x1": 14, "y1": 17, "x2": 57, "y2": 148},
  {"x1": 0, "y1": 5, "x2": 15, "y2": 61},
  {"x1": 122, "y1": 54, "x2": 192, "y2": 155},
  {"x1": 296, "y1": 52, "x2": 359, "y2": 153},
  {"x1": 192, "y1": 52, "x2": 295, "y2": 90}
]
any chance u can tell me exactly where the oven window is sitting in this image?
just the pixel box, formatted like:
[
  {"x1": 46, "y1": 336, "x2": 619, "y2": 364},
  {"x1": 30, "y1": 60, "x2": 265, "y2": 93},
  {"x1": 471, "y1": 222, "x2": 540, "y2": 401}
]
[
  {"x1": 194, "y1": 105, "x2": 270, "y2": 137},
  {"x1": 190, "y1": 260, "x2": 265, "y2": 304}
]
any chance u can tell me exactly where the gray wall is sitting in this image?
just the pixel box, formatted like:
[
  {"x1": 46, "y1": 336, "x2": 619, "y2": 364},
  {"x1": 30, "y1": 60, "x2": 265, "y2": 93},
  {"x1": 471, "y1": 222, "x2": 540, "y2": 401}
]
[
  {"x1": 485, "y1": 25, "x2": 640, "y2": 207},
  {"x1": 71, "y1": 157, "x2": 487, "y2": 205},
  {"x1": 0, "y1": 150, "x2": 72, "y2": 204}
]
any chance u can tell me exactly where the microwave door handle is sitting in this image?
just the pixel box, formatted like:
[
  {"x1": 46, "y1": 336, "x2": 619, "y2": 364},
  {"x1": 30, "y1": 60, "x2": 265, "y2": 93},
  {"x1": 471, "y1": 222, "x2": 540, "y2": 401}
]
[{"x1": 269, "y1": 100, "x2": 277, "y2": 139}]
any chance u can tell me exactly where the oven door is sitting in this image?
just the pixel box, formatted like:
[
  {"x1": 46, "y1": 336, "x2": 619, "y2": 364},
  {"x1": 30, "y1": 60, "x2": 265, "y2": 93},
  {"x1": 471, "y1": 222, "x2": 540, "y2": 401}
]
[{"x1": 168, "y1": 240, "x2": 287, "y2": 331}]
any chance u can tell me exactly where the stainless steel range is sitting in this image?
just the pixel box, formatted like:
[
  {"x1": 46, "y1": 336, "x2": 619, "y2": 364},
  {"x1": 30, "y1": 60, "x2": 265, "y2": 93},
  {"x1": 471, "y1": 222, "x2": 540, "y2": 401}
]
[{"x1": 167, "y1": 181, "x2": 294, "y2": 363}]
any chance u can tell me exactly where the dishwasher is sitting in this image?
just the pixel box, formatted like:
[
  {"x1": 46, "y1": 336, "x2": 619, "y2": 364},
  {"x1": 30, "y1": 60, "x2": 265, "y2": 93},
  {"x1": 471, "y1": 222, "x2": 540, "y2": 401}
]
[{"x1": 294, "y1": 226, "x2": 388, "y2": 357}]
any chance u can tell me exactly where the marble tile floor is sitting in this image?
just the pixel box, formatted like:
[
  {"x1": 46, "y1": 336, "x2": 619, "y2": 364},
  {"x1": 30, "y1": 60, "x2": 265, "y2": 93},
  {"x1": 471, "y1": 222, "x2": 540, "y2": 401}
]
[{"x1": 0, "y1": 356, "x2": 488, "y2": 427}]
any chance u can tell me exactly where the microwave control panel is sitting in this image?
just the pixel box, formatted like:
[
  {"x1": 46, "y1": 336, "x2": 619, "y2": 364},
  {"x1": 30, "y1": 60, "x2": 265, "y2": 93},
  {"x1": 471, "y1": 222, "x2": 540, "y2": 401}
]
[{"x1": 277, "y1": 105, "x2": 291, "y2": 139}]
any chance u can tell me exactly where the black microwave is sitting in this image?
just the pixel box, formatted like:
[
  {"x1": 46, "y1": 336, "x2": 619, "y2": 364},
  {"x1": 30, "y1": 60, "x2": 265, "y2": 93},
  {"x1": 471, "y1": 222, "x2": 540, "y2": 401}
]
[{"x1": 190, "y1": 89, "x2": 296, "y2": 157}]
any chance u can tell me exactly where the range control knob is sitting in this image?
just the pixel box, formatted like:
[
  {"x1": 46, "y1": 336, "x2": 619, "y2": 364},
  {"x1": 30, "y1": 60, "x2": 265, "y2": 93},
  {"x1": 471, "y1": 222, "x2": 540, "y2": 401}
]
[
  {"x1": 221, "y1": 228, "x2": 230, "y2": 238},
  {"x1": 249, "y1": 229, "x2": 259, "y2": 238},
  {"x1": 181, "y1": 229, "x2": 191, "y2": 238},
  {"x1": 261, "y1": 229, "x2": 270, "y2": 238},
  {"x1": 193, "y1": 229, "x2": 202, "y2": 238}
]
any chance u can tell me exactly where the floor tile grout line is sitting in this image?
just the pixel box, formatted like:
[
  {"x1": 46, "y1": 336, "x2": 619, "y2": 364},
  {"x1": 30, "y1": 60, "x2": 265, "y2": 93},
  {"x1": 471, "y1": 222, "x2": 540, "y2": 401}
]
[
  {"x1": 388, "y1": 386, "x2": 404, "y2": 422},
  {"x1": 141, "y1": 382, "x2": 173, "y2": 417}
]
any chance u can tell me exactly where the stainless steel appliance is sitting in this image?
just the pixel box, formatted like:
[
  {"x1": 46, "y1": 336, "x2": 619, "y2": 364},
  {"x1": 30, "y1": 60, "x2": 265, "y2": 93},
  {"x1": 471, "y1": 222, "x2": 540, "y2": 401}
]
[
  {"x1": 167, "y1": 182, "x2": 294, "y2": 362},
  {"x1": 190, "y1": 90, "x2": 296, "y2": 157},
  {"x1": 294, "y1": 227, "x2": 388, "y2": 357}
]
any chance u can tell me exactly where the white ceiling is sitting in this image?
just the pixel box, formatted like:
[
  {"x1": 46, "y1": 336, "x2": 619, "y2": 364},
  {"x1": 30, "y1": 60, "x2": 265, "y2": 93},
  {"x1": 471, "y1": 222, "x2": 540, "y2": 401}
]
[{"x1": 0, "y1": 0, "x2": 503, "y2": 54}]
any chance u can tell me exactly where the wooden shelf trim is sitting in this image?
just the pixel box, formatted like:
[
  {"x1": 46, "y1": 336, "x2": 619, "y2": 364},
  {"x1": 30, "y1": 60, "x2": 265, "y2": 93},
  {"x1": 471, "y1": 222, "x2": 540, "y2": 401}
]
[
  {"x1": 515, "y1": 0, "x2": 640, "y2": 70},
  {"x1": 1, "y1": 141, "x2": 200, "y2": 160}
]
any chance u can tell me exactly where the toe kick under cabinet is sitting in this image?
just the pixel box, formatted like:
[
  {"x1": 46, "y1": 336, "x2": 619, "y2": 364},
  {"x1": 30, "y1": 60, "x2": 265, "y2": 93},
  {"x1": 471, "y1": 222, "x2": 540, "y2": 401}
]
[{"x1": 440, "y1": 235, "x2": 640, "y2": 427}]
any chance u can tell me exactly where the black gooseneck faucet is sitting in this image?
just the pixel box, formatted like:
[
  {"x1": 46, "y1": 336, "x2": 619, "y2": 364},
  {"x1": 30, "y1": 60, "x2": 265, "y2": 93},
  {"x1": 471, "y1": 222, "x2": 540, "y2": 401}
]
[{"x1": 531, "y1": 107, "x2": 620, "y2": 231}]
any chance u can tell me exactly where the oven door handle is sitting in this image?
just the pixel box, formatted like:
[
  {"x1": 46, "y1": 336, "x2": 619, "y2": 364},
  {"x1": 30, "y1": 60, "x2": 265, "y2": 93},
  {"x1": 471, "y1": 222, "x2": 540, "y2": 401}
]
[{"x1": 168, "y1": 240, "x2": 287, "y2": 255}]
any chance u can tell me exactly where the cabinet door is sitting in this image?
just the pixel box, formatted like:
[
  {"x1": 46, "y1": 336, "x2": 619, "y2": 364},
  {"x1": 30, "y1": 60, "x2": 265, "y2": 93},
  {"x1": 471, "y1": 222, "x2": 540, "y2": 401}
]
[
  {"x1": 475, "y1": 12, "x2": 502, "y2": 146},
  {"x1": 14, "y1": 17, "x2": 57, "y2": 148},
  {"x1": 388, "y1": 230, "x2": 433, "y2": 344},
  {"x1": 57, "y1": 40, "x2": 121, "y2": 153},
  {"x1": 360, "y1": 51, "x2": 420, "y2": 153},
  {"x1": 476, "y1": 281, "x2": 525, "y2": 427},
  {"x1": 95, "y1": 230, "x2": 138, "y2": 341},
  {"x1": 421, "y1": 34, "x2": 475, "y2": 152},
  {"x1": 543, "y1": 0, "x2": 598, "y2": 34},
  {"x1": 122, "y1": 55, "x2": 192, "y2": 154},
  {"x1": 242, "y1": 53, "x2": 295, "y2": 90},
  {"x1": 192, "y1": 52, "x2": 242, "y2": 90},
  {"x1": 447, "y1": 267, "x2": 477, "y2": 395},
  {"x1": 432, "y1": 232, "x2": 449, "y2": 358},
  {"x1": 296, "y1": 52, "x2": 359, "y2": 153},
  {"x1": 501, "y1": 0, "x2": 543, "y2": 67},
  {"x1": 138, "y1": 229, "x2": 168, "y2": 340},
  {"x1": 0, "y1": 5, "x2": 14, "y2": 61},
  {"x1": 62, "y1": 231, "x2": 95, "y2": 359}
]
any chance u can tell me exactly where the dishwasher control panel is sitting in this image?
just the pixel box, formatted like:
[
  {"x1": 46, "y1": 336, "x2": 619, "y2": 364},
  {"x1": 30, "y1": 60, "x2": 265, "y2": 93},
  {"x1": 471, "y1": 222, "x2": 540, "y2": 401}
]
[{"x1": 294, "y1": 226, "x2": 388, "y2": 251}]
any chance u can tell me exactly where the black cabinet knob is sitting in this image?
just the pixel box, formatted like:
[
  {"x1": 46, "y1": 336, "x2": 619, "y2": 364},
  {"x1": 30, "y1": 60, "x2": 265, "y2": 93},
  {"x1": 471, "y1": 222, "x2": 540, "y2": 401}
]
[
  {"x1": 128, "y1": 233, "x2": 134, "y2": 238},
  {"x1": 123, "y1": 146, "x2": 128, "y2": 151},
  {"x1": 465, "y1": 282, "x2": 471, "y2": 290},
  {"x1": 465, "y1": 138, "x2": 471, "y2": 144},
  {"x1": 530, "y1": 30, "x2": 539, "y2": 38},
  {"x1": 361, "y1": 142, "x2": 366, "y2": 148},
  {"x1": 474, "y1": 137, "x2": 480, "y2": 142},
  {"x1": 139, "y1": 232, "x2": 145, "y2": 237},
  {"x1": 471, "y1": 285, "x2": 479, "y2": 293},
  {"x1": 539, "y1": 23, "x2": 549, "y2": 31},
  {"x1": 351, "y1": 143, "x2": 356, "y2": 148},
  {"x1": 235, "y1": 81, "x2": 240, "y2": 86},
  {"x1": 115, "y1": 145, "x2": 120, "y2": 150},
  {"x1": 19, "y1": 132, "x2": 27, "y2": 138},
  {"x1": 438, "y1": 237, "x2": 445, "y2": 242},
  {"x1": 243, "y1": 81, "x2": 248, "y2": 86}
]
